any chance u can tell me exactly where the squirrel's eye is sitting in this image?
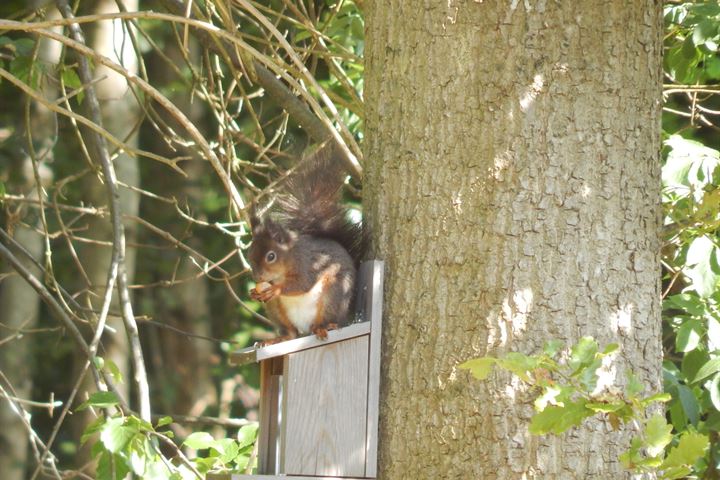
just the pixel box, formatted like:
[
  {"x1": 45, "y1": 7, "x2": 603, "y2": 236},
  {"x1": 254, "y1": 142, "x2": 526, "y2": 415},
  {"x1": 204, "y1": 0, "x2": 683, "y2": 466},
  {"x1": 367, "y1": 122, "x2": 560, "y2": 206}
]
[{"x1": 265, "y1": 251, "x2": 277, "y2": 263}]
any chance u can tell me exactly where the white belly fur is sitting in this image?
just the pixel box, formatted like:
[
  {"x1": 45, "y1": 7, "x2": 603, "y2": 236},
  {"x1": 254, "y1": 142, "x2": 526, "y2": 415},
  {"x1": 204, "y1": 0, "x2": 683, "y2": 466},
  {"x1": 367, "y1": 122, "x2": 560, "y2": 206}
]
[{"x1": 279, "y1": 278, "x2": 325, "y2": 334}]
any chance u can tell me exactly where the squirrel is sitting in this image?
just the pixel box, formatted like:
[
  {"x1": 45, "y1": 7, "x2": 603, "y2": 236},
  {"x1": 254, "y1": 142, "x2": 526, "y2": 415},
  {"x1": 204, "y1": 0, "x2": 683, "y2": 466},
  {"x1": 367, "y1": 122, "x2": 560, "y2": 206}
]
[{"x1": 248, "y1": 144, "x2": 365, "y2": 344}]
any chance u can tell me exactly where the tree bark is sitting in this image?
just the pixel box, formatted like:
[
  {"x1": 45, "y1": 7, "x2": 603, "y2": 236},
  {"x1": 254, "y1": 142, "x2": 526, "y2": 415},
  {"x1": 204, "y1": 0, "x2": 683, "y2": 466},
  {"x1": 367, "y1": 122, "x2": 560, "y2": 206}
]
[
  {"x1": 0, "y1": 201, "x2": 45, "y2": 480},
  {"x1": 365, "y1": 2, "x2": 662, "y2": 478},
  {"x1": 72, "y1": 0, "x2": 141, "y2": 466},
  {"x1": 0, "y1": 20, "x2": 59, "y2": 479}
]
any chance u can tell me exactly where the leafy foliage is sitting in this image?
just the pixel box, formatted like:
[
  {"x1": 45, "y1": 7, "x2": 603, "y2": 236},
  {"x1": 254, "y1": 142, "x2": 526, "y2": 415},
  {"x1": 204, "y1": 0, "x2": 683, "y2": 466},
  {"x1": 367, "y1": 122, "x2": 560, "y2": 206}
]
[
  {"x1": 662, "y1": 2, "x2": 720, "y2": 476},
  {"x1": 665, "y1": 2, "x2": 720, "y2": 83},
  {"x1": 460, "y1": 338, "x2": 709, "y2": 479},
  {"x1": 79, "y1": 392, "x2": 259, "y2": 479}
]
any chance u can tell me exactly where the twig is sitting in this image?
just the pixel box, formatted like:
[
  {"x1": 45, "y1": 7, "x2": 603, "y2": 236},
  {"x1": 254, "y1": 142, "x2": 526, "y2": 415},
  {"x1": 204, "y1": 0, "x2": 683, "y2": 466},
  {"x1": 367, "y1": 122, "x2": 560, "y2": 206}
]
[
  {"x1": 0, "y1": 377, "x2": 62, "y2": 479},
  {"x1": 0, "y1": 15, "x2": 246, "y2": 217},
  {"x1": 151, "y1": 413, "x2": 252, "y2": 429},
  {"x1": 0, "y1": 238, "x2": 92, "y2": 361},
  {"x1": 0, "y1": 392, "x2": 63, "y2": 411},
  {"x1": 56, "y1": 0, "x2": 152, "y2": 424}
]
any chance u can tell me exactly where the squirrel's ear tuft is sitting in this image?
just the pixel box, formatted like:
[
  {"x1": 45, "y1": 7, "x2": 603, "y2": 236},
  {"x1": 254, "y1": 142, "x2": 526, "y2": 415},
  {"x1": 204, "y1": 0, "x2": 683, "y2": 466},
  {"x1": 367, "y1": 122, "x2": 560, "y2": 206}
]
[
  {"x1": 249, "y1": 203, "x2": 258, "y2": 226},
  {"x1": 265, "y1": 218, "x2": 291, "y2": 244}
]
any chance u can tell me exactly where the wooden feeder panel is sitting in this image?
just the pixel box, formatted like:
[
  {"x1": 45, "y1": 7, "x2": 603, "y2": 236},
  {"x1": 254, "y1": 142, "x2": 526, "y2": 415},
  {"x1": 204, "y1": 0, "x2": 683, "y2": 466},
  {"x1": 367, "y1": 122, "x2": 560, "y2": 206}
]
[{"x1": 224, "y1": 260, "x2": 384, "y2": 480}]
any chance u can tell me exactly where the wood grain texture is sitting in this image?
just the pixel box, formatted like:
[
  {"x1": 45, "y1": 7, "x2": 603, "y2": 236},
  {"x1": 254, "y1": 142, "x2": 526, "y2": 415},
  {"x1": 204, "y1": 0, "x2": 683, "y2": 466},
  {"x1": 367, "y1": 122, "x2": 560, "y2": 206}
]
[
  {"x1": 281, "y1": 336, "x2": 369, "y2": 477},
  {"x1": 256, "y1": 358, "x2": 284, "y2": 474},
  {"x1": 227, "y1": 476, "x2": 369, "y2": 480},
  {"x1": 362, "y1": 261, "x2": 384, "y2": 477},
  {"x1": 365, "y1": 1, "x2": 662, "y2": 478},
  {"x1": 229, "y1": 322, "x2": 371, "y2": 366}
]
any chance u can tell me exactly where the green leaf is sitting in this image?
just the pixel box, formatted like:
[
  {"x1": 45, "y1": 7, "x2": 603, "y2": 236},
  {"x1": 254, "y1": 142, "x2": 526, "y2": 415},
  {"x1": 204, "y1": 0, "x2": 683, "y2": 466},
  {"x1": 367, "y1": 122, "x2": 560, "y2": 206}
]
[
  {"x1": 236, "y1": 423, "x2": 259, "y2": 449},
  {"x1": 528, "y1": 401, "x2": 594, "y2": 435},
  {"x1": 100, "y1": 417, "x2": 137, "y2": 454},
  {"x1": 213, "y1": 438, "x2": 240, "y2": 463},
  {"x1": 498, "y1": 352, "x2": 539, "y2": 382},
  {"x1": 9, "y1": 56, "x2": 41, "y2": 90},
  {"x1": 234, "y1": 452, "x2": 251, "y2": 471},
  {"x1": 183, "y1": 431, "x2": 214, "y2": 450},
  {"x1": 125, "y1": 415, "x2": 153, "y2": 433},
  {"x1": 640, "y1": 392, "x2": 672, "y2": 407},
  {"x1": 626, "y1": 370, "x2": 644, "y2": 397},
  {"x1": 61, "y1": 67, "x2": 84, "y2": 104},
  {"x1": 676, "y1": 319, "x2": 702, "y2": 352},
  {"x1": 682, "y1": 349, "x2": 707, "y2": 381},
  {"x1": 664, "y1": 293, "x2": 705, "y2": 316},
  {"x1": 601, "y1": 343, "x2": 619, "y2": 356},
  {"x1": 669, "y1": 393, "x2": 688, "y2": 430},
  {"x1": 677, "y1": 383, "x2": 700, "y2": 425},
  {"x1": 534, "y1": 386, "x2": 563, "y2": 411},
  {"x1": 76, "y1": 391, "x2": 120, "y2": 411},
  {"x1": 578, "y1": 358, "x2": 602, "y2": 392},
  {"x1": 104, "y1": 358, "x2": 124, "y2": 384},
  {"x1": 663, "y1": 135, "x2": 719, "y2": 188},
  {"x1": 156, "y1": 416, "x2": 173, "y2": 428},
  {"x1": 81, "y1": 415, "x2": 106, "y2": 445},
  {"x1": 620, "y1": 436, "x2": 644, "y2": 469},
  {"x1": 146, "y1": 458, "x2": 179, "y2": 479},
  {"x1": 543, "y1": 340, "x2": 564, "y2": 357},
  {"x1": 709, "y1": 373, "x2": 720, "y2": 411},
  {"x1": 692, "y1": 19, "x2": 719, "y2": 47},
  {"x1": 569, "y1": 337, "x2": 598, "y2": 373},
  {"x1": 661, "y1": 465, "x2": 693, "y2": 480},
  {"x1": 11, "y1": 38, "x2": 36, "y2": 56},
  {"x1": 708, "y1": 316, "x2": 720, "y2": 351},
  {"x1": 686, "y1": 236, "x2": 716, "y2": 265},
  {"x1": 706, "y1": 55, "x2": 720, "y2": 79},
  {"x1": 458, "y1": 357, "x2": 497, "y2": 380},
  {"x1": 129, "y1": 443, "x2": 147, "y2": 476},
  {"x1": 691, "y1": 356, "x2": 720, "y2": 384},
  {"x1": 684, "y1": 235, "x2": 720, "y2": 298},
  {"x1": 684, "y1": 259, "x2": 719, "y2": 298},
  {"x1": 97, "y1": 450, "x2": 131, "y2": 480},
  {"x1": 662, "y1": 431, "x2": 709, "y2": 469},
  {"x1": 644, "y1": 414, "x2": 673, "y2": 457},
  {"x1": 585, "y1": 401, "x2": 626, "y2": 414}
]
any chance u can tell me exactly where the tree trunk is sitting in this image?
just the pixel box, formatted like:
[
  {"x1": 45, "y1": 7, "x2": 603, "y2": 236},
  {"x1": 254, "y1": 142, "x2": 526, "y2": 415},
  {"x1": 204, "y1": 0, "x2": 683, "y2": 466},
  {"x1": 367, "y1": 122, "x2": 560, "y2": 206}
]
[
  {"x1": 73, "y1": 0, "x2": 141, "y2": 467},
  {"x1": 365, "y1": 2, "x2": 662, "y2": 478},
  {"x1": 0, "y1": 196, "x2": 45, "y2": 480},
  {"x1": 0, "y1": 20, "x2": 59, "y2": 479}
]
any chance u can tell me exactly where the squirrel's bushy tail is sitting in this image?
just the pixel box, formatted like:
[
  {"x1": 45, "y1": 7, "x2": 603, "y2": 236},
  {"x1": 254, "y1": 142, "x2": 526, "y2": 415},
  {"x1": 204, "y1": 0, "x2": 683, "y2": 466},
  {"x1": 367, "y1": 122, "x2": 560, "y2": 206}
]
[{"x1": 276, "y1": 143, "x2": 367, "y2": 264}]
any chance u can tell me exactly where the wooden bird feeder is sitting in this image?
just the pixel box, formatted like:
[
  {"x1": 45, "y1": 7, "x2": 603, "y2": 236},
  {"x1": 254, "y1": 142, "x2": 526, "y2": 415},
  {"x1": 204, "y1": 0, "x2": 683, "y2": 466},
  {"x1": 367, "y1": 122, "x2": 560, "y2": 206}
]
[{"x1": 225, "y1": 260, "x2": 384, "y2": 480}]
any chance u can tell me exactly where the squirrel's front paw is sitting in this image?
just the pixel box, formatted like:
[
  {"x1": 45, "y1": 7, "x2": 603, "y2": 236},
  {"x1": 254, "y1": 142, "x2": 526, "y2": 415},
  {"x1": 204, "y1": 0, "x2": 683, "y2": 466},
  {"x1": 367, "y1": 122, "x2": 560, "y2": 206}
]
[
  {"x1": 250, "y1": 282, "x2": 279, "y2": 302},
  {"x1": 311, "y1": 323, "x2": 338, "y2": 340}
]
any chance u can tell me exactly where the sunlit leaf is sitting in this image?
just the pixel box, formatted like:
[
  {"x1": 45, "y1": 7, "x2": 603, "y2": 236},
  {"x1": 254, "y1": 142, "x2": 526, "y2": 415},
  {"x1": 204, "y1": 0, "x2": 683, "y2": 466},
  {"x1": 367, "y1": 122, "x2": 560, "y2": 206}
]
[
  {"x1": 100, "y1": 417, "x2": 136, "y2": 454},
  {"x1": 662, "y1": 431, "x2": 709, "y2": 470},
  {"x1": 237, "y1": 423, "x2": 259, "y2": 449},
  {"x1": 676, "y1": 319, "x2": 702, "y2": 352},
  {"x1": 644, "y1": 414, "x2": 673, "y2": 457},
  {"x1": 543, "y1": 339, "x2": 564, "y2": 357},
  {"x1": 709, "y1": 373, "x2": 720, "y2": 411},
  {"x1": 528, "y1": 401, "x2": 594, "y2": 435},
  {"x1": 183, "y1": 431, "x2": 214, "y2": 450},
  {"x1": 458, "y1": 357, "x2": 497, "y2": 380},
  {"x1": 498, "y1": 352, "x2": 539, "y2": 382},
  {"x1": 76, "y1": 391, "x2": 121, "y2": 411},
  {"x1": 569, "y1": 337, "x2": 598, "y2": 374},
  {"x1": 692, "y1": 357, "x2": 720, "y2": 384},
  {"x1": 156, "y1": 416, "x2": 173, "y2": 428}
]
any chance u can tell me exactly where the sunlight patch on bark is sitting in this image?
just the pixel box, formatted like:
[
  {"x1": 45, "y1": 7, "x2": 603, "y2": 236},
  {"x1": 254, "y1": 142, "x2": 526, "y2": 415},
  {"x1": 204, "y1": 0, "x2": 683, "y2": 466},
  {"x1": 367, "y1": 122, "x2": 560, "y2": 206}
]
[
  {"x1": 519, "y1": 74, "x2": 544, "y2": 112},
  {"x1": 609, "y1": 303, "x2": 633, "y2": 334}
]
